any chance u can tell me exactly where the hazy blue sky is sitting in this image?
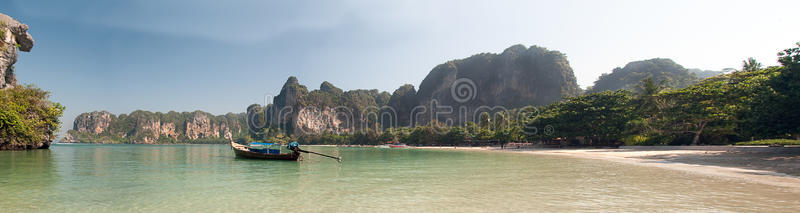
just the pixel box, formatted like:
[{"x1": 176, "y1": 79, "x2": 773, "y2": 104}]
[{"x1": 2, "y1": 0, "x2": 798, "y2": 134}]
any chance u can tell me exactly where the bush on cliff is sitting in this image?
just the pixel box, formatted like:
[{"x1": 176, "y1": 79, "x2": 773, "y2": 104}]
[{"x1": 0, "y1": 85, "x2": 64, "y2": 148}]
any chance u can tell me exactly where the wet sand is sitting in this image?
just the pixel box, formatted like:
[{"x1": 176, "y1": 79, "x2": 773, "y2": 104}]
[{"x1": 418, "y1": 146, "x2": 800, "y2": 189}]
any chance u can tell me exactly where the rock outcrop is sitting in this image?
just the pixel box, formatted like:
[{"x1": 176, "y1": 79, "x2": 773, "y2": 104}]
[
  {"x1": 259, "y1": 77, "x2": 388, "y2": 134},
  {"x1": 0, "y1": 13, "x2": 60, "y2": 151},
  {"x1": 0, "y1": 13, "x2": 34, "y2": 89},
  {"x1": 386, "y1": 84, "x2": 418, "y2": 126},
  {"x1": 273, "y1": 76, "x2": 307, "y2": 113},
  {"x1": 409, "y1": 45, "x2": 581, "y2": 125},
  {"x1": 294, "y1": 107, "x2": 353, "y2": 134},
  {"x1": 251, "y1": 44, "x2": 582, "y2": 134},
  {"x1": 416, "y1": 45, "x2": 581, "y2": 108},
  {"x1": 73, "y1": 111, "x2": 113, "y2": 134},
  {"x1": 589, "y1": 58, "x2": 698, "y2": 93},
  {"x1": 63, "y1": 111, "x2": 245, "y2": 143},
  {"x1": 185, "y1": 112, "x2": 227, "y2": 140}
]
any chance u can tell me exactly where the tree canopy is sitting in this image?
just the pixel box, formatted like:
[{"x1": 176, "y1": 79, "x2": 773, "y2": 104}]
[{"x1": 0, "y1": 85, "x2": 64, "y2": 147}]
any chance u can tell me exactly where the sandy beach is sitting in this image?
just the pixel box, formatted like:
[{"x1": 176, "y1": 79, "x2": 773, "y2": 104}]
[{"x1": 418, "y1": 146, "x2": 800, "y2": 190}]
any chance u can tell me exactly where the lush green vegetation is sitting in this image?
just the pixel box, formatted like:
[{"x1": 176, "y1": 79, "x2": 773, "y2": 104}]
[
  {"x1": 263, "y1": 107, "x2": 536, "y2": 146},
  {"x1": 0, "y1": 85, "x2": 65, "y2": 149},
  {"x1": 735, "y1": 139, "x2": 800, "y2": 146},
  {"x1": 264, "y1": 43, "x2": 800, "y2": 146},
  {"x1": 246, "y1": 44, "x2": 800, "y2": 147},
  {"x1": 530, "y1": 90, "x2": 635, "y2": 146},
  {"x1": 744, "y1": 44, "x2": 800, "y2": 140},
  {"x1": 295, "y1": 120, "x2": 529, "y2": 146},
  {"x1": 531, "y1": 43, "x2": 800, "y2": 146}
]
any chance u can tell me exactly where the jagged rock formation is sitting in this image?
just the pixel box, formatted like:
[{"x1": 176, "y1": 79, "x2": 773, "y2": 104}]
[
  {"x1": 589, "y1": 58, "x2": 698, "y2": 93},
  {"x1": 320, "y1": 81, "x2": 343, "y2": 95},
  {"x1": 251, "y1": 44, "x2": 582, "y2": 134},
  {"x1": 386, "y1": 84, "x2": 418, "y2": 127},
  {"x1": 399, "y1": 45, "x2": 582, "y2": 126},
  {"x1": 185, "y1": 112, "x2": 214, "y2": 139},
  {"x1": 294, "y1": 107, "x2": 353, "y2": 133},
  {"x1": 0, "y1": 13, "x2": 34, "y2": 89},
  {"x1": 63, "y1": 110, "x2": 247, "y2": 144},
  {"x1": 256, "y1": 78, "x2": 389, "y2": 135}
]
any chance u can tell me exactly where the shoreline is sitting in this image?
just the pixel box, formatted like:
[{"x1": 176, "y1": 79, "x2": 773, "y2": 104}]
[{"x1": 417, "y1": 146, "x2": 800, "y2": 190}]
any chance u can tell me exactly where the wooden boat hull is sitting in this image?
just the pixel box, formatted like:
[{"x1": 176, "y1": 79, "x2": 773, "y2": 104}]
[{"x1": 231, "y1": 140, "x2": 300, "y2": 161}]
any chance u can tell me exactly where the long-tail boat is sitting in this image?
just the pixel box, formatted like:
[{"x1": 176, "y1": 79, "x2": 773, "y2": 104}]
[{"x1": 229, "y1": 138, "x2": 300, "y2": 161}]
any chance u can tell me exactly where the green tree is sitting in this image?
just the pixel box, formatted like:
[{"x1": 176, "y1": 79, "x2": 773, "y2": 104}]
[
  {"x1": 742, "y1": 57, "x2": 762, "y2": 72},
  {"x1": 750, "y1": 42, "x2": 800, "y2": 139},
  {"x1": 0, "y1": 85, "x2": 65, "y2": 147},
  {"x1": 530, "y1": 90, "x2": 635, "y2": 145},
  {"x1": 778, "y1": 42, "x2": 800, "y2": 66},
  {"x1": 659, "y1": 76, "x2": 740, "y2": 145},
  {"x1": 634, "y1": 78, "x2": 667, "y2": 115}
]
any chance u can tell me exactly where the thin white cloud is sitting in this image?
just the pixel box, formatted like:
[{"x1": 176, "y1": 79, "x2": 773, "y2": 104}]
[{"x1": 16, "y1": 0, "x2": 353, "y2": 43}]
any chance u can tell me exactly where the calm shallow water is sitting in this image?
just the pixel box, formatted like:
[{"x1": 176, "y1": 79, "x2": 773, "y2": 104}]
[{"x1": 1, "y1": 144, "x2": 799, "y2": 212}]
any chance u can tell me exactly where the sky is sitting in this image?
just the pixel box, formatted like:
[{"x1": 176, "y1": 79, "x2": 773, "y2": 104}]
[{"x1": 2, "y1": 0, "x2": 798, "y2": 135}]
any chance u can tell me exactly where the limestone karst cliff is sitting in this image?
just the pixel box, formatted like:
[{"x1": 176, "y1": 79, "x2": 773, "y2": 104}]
[
  {"x1": 0, "y1": 13, "x2": 34, "y2": 89},
  {"x1": 71, "y1": 45, "x2": 585, "y2": 140},
  {"x1": 249, "y1": 44, "x2": 582, "y2": 135},
  {"x1": 62, "y1": 110, "x2": 247, "y2": 144},
  {"x1": 411, "y1": 45, "x2": 581, "y2": 125},
  {"x1": 0, "y1": 13, "x2": 63, "y2": 150},
  {"x1": 252, "y1": 77, "x2": 389, "y2": 135},
  {"x1": 416, "y1": 45, "x2": 581, "y2": 109}
]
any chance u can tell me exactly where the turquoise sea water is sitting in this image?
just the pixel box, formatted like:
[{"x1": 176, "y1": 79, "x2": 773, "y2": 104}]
[{"x1": 1, "y1": 144, "x2": 799, "y2": 212}]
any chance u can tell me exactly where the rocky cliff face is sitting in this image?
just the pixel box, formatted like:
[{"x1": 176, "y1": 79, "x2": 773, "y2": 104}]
[
  {"x1": 409, "y1": 45, "x2": 581, "y2": 125},
  {"x1": 73, "y1": 111, "x2": 112, "y2": 134},
  {"x1": 252, "y1": 44, "x2": 582, "y2": 134},
  {"x1": 294, "y1": 107, "x2": 353, "y2": 134},
  {"x1": 416, "y1": 45, "x2": 581, "y2": 108},
  {"x1": 386, "y1": 84, "x2": 418, "y2": 126},
  {"x1": 185, "y1": 112, "x2": 229, "y2": 140},
  {"x1": 260, "y1": 77, "x2": 386, "y2": 135},
  {"x1": 0, "y1": 13, "x2": 34, "y2": 89},
  {"x1": 135, "y1": 117, "x2": 179, "y2": 144},
  {"x1": 63, "y1": 111, "x2": 245, "y2": 144}
]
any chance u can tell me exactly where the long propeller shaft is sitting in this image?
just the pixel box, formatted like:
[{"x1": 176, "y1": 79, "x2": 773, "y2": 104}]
[{"x1": 298, "y1": 149, "x2": 341, "y2": 162}]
